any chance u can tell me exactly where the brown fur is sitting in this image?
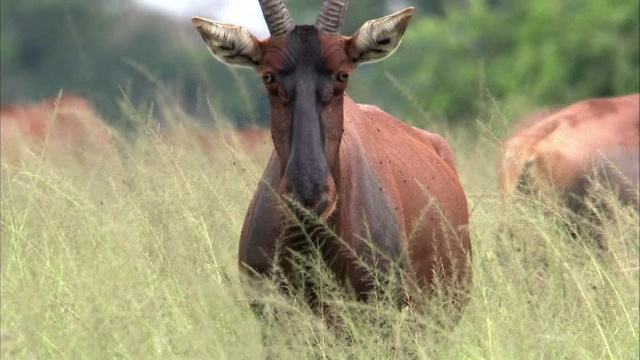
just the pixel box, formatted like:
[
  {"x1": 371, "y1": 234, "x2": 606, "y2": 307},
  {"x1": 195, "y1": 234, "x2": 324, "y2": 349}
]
[
  {"x1": 240, "y1": 95, "x2": 472, "y2": 308},
  {"x1": 499, "y1": 93, "x2": 640, "y2": 214},
  {"x1": 194, "y1": 5, "x2": 471, "y2": 314},
  {"x1": 158, "y1": 122, "x2": 271, "y2": 162},
  {"x1": 1, "y1": 94, "x2": 119, "y2": 166}
]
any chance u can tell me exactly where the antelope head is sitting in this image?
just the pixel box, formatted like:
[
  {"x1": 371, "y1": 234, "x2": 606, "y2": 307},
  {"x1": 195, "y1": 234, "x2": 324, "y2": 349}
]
[{"x1": 193, "y1": 0, "x2": 414, "y2": 219}]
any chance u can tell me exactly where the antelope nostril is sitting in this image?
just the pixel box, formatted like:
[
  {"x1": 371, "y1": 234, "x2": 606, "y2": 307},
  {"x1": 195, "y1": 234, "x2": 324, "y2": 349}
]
[{"x1": 314, "y1": 197, "x2": 329, "y2": 216}]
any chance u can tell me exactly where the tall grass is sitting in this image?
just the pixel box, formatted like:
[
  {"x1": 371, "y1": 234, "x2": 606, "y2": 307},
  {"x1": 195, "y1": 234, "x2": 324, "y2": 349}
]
[{"x1": 1, "y1": 99, "x2": 638, "y2": 359}]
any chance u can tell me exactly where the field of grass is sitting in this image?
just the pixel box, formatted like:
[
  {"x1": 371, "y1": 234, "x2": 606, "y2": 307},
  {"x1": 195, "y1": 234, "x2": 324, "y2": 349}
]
[{"x1": 1, "y1": 105, "x2": 638, "y2": 359}]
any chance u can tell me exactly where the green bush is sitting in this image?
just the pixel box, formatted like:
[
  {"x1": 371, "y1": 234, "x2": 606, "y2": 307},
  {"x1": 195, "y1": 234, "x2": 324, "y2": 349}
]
[
  {"x1": 360, "y1": 0, "x2": 639, "y2": 126},
  {"x1": 2, "y1": 0, "x2": 637, "y2": 131}
]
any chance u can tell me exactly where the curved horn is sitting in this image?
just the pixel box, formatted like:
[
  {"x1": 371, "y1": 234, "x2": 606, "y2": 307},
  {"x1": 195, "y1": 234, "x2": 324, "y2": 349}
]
[
  {"x1": 315, "y1": 0, "x2": 349, "y2": 35},
  {"x1": 259, "y1": 0, "x2": 295, "y2": 36}
]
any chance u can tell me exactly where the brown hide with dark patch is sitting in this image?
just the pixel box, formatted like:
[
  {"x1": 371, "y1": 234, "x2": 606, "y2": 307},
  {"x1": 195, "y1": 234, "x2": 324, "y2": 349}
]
[
  {"x1": 340, "y1": 100, "x2": 470, "y2": 293},
  {"x1": 240, "y1": 95, "x2": 471, "y2": 306},
  {"x1": 193, "y1": 2, "x2": 471, "y2": 313},
  {"x1": 499, "y1": 94, "x2": 640, "y2": 212}
]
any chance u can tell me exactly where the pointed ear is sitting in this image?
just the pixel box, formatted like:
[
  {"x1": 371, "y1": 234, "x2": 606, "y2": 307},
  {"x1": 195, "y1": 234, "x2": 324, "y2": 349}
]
[
  {"x1": 345, "y1": 7, "x2": 414, "y2": 67},
  {"x1": 192, "y1": 17, "x2": 263, "y2": 68}
]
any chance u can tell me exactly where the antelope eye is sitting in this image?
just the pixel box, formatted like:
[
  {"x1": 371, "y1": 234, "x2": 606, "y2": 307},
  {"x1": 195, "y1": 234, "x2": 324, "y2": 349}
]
[
  {"x1": 262, "y1": 72, "x2": 275, "y2": 84},
  {"x1": 336, "y1": 72, "x2": 349, "y2": 82}
]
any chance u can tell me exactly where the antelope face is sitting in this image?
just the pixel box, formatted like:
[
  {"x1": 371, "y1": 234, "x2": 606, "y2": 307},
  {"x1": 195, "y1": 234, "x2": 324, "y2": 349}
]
[{"x1": 193, "y1": 0, "x2": 414, "y2": 219}]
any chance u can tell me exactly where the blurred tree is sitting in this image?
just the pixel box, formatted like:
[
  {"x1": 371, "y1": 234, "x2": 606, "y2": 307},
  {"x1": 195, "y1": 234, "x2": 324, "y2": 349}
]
[
  {"x1": 353, "y1": 0, "x2": 639, "y2": 126},
  {"x1": 2, "y1": 0, "x2": 637, "y2": 134},
  {"x1": 0, "y1": 0, "x2": 269, "y2": 131}
]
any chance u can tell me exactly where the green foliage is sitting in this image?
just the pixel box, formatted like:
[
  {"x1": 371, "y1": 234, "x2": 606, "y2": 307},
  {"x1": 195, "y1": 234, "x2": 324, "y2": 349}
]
[
  {"x1": 364, "y1": 0, "x2": 640, "y2": 126},
  {"x1": 1, "y1": 0, "x2": 637, "y2": 131},
  {"x1": 0, "y1": 1, "x2": 269, "y2": 130}
]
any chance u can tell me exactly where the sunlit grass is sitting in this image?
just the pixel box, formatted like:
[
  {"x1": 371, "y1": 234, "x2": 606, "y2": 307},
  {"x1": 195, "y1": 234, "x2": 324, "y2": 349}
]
[{"x1": 1, "y1": 100, "x2": 638, "y2": 359}]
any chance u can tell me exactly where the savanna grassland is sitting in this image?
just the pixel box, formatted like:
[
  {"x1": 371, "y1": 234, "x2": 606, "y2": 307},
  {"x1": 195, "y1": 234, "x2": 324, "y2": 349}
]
[{"x1": 1, "y1": 103, "x2": 638, "y2": 359}]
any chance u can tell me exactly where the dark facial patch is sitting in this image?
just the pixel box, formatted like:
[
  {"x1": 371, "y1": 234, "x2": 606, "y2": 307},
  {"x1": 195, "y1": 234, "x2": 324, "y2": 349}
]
[
  {"x1": 271, "y1": 25, "x2": 335, "y2": 212},
  {"x1": 285, "y1": 26, "x2": 326, "y2": 74},
  {"x1": 274, "y1": 26, "x2": 333, "y2": 106}
]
